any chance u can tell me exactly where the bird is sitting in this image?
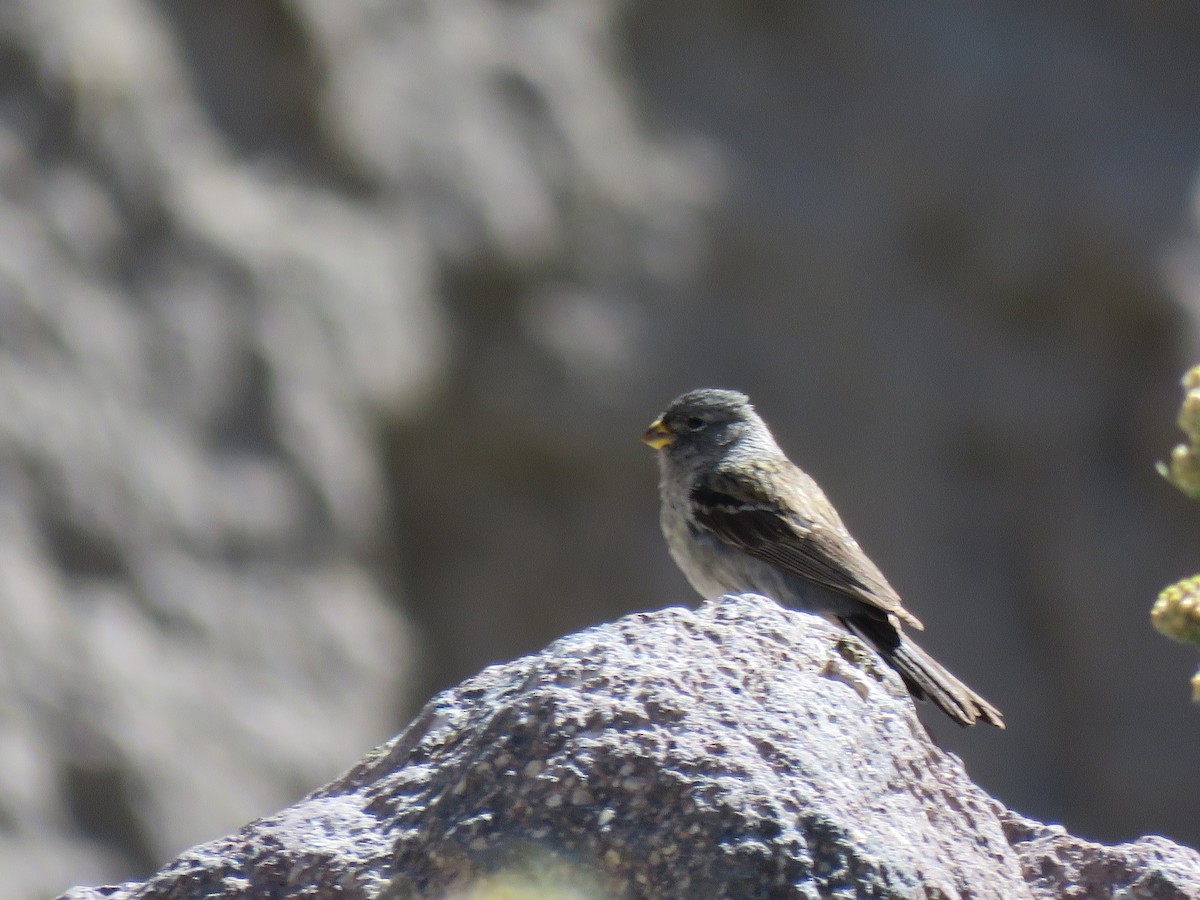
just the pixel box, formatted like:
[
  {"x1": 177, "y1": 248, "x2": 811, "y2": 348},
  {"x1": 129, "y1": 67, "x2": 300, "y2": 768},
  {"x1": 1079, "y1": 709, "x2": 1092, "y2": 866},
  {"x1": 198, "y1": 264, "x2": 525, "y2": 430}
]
[{"x1": 642, "y1": 387, "x2": 1004, "y2": 728}]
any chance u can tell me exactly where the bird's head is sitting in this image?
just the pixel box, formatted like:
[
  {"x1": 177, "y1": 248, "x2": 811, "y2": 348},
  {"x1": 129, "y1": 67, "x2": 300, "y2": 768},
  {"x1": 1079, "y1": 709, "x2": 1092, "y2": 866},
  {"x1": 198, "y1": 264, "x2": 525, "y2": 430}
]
[{"x1": 643, "y1": 388, "x2": 775, "y2": 468}]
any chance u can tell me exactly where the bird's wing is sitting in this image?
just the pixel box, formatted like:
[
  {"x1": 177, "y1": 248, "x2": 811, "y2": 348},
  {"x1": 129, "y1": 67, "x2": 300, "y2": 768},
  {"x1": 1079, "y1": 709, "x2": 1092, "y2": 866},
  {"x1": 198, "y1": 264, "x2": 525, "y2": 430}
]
[{"x1": 690, "y1": 468, "x2": 923, "y2": 629}]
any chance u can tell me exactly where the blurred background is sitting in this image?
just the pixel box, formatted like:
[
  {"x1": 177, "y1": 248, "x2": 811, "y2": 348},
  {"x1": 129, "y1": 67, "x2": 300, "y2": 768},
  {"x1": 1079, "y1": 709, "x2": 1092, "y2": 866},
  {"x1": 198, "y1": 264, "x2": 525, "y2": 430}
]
[{"x1": 4, "y1": 1, "x2": 1200, "y2": 895}]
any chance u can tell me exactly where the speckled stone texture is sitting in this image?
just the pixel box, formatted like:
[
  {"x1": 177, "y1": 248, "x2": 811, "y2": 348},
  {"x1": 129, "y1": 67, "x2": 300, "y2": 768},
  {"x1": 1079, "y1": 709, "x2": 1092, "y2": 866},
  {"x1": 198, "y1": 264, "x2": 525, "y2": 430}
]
[
  {"x1": 1002, "y1": 812, "x2": 1200, "y2": 900},
  {"x1": 57, "y1": 595, "x2": 1200, "y2": 900}
]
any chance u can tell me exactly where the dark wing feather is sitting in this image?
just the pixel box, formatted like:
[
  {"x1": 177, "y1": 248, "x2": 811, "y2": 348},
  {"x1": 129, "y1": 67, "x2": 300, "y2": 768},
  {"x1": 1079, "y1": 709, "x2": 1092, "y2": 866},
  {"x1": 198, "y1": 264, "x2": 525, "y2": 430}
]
[{"x1": 690, "y1": 468, "x2": 923, "y2": 629}]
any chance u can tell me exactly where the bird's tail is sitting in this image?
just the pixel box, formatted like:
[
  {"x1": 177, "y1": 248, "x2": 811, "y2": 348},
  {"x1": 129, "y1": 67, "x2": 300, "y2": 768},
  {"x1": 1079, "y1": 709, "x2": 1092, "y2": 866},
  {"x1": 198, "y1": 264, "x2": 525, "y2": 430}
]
[{"x1": 842, "y1": 615, "x2": 1005, "y2": 729}]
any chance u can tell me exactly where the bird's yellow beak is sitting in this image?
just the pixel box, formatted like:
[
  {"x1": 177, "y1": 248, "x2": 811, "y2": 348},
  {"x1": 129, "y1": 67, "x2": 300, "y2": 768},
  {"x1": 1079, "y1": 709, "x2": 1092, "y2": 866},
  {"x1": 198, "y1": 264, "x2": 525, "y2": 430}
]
[{"x1": 642, "y1": 418, "x2": 675, "y2": 450}]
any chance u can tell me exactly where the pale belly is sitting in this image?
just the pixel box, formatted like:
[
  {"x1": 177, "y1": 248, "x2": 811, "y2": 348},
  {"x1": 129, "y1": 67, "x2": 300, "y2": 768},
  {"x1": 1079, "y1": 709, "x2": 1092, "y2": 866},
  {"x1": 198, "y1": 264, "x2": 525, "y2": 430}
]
[{"x1": 659, "y1": 493, "x2": 861, "y2": 620}]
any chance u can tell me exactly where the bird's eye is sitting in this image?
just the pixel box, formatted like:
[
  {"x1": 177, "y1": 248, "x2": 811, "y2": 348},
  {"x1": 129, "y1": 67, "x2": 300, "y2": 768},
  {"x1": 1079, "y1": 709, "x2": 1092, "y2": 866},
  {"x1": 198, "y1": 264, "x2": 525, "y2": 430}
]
[{"x1": 685, "y1": 417, "x2": 706, "y2": 431}]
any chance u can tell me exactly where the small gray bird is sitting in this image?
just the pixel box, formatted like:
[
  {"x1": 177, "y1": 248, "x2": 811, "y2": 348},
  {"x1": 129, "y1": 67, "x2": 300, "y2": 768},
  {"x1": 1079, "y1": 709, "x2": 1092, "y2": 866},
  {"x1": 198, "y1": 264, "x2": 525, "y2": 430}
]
[{"x1": 643, "y1": 388, "x2": 1004, "y2": 729}]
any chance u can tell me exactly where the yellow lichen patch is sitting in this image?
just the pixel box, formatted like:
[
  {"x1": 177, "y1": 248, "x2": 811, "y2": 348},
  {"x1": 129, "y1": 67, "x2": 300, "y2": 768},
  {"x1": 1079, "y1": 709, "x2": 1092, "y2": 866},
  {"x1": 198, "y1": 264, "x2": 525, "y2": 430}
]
[{"x1": 444, "y1": 856, "x2": 616, "y2": 900}]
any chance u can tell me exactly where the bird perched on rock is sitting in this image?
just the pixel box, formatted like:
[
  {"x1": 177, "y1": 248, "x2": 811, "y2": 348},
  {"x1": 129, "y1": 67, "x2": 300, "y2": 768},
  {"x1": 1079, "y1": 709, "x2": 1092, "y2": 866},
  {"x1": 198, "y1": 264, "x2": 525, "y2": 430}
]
[{"x1": 643, "y1": 388, "x2": 1003, "y2": 728}]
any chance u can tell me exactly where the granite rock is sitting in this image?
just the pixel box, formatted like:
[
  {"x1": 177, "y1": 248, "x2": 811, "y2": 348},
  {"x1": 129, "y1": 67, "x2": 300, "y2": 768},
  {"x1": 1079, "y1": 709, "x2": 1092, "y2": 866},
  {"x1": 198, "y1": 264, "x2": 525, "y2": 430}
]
[{"x1": 56, "y1": 596, "x2": 1200, "y2": 900}]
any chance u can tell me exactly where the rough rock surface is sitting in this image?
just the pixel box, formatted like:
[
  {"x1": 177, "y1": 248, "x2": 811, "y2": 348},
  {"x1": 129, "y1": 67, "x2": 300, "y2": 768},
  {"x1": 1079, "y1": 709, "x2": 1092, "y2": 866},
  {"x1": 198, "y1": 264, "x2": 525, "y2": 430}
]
[
  {"x1": 57, "y1": 596, "x2": 1200, "y2": 900},
  {"x1": 1003, "y1": 811, "x2": 1200, "y2": 900}
]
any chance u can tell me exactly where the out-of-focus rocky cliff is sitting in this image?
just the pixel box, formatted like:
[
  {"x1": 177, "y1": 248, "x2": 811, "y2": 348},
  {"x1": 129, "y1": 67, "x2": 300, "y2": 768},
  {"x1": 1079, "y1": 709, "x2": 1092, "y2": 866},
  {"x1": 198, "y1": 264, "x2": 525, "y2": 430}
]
[{"x1": 3, "y1": 2, "x2": 1200, "y2": 896}]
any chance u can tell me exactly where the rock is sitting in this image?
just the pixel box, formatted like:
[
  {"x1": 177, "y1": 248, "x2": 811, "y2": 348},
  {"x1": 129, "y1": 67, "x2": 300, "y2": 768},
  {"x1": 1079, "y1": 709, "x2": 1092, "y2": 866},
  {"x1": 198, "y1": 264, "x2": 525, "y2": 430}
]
[
  {"x1": 1003, "y1": 812, "x2": 1200, "y2": 900},
  {"x1": 55, "y1": 596, "x2": 1200, "y2": 899}
]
